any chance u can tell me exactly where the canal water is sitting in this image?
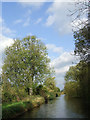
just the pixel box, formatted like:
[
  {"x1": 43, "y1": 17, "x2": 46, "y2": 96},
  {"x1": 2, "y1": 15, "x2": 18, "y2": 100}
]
[{"x1": 18, "y1": 95, "x2": 88, "y2": 118}]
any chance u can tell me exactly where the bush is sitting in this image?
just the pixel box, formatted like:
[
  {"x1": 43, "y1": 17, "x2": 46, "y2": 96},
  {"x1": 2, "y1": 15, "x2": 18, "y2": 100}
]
[
  {"x1": 54, "y1": 87, "x2": 60, "y2": 92},
  {"x1": 2, "y1": 92, "x2": 15, "y2": 103},
  {"x1": 35, "y1": 85, "x2": 57, "y2": 101},
  {"x1": 49, "y1": 92, "x2": 56, "y2": 100}
]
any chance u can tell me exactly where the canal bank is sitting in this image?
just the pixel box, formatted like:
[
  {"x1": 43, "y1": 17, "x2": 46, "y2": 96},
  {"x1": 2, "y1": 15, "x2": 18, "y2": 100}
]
[
  {"x1": 2, "y1": 96, "x2": 45, "y2": 119},
  {"x1": 2, "y1": 91, "x2": 60, "y2": 119}
]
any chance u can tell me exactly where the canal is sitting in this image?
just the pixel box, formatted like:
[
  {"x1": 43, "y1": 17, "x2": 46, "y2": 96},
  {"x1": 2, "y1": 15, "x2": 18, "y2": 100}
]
[{"x1": 18, "y1": 95, "x2": 88, "y2": 118}]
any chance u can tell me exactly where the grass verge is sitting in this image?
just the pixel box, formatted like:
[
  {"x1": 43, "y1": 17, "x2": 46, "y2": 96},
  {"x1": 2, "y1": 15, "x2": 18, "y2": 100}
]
[
  {"x1": 2, "y1": 91, "x2": 60, "y2": 119},
  {"x1": 2, "y1": 96, "x2": 44, "y2": 119}
]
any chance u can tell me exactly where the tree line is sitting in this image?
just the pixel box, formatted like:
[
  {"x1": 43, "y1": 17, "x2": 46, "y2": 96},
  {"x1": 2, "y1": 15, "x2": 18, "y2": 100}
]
[{"x1": 64, "y1": 0, "x2": 89, "y2": 101}]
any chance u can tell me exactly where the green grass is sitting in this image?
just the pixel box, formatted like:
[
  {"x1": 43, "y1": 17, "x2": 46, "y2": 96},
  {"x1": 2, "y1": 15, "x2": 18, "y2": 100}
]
[
  {"x1": 2, "y1": 96, "x2": 45, "y2": 119},
  {"x1": 2, "y1": 91, "x2": 61, "y2": 119}
]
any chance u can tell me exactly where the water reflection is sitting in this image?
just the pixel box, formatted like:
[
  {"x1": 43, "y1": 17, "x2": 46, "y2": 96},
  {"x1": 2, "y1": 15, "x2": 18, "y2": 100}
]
[
  {"x1": 64, "y1": 96, "x2": 88, "y2": 118},
  {"x1": 18, "y1": 95, "x2": 88, "y2": 118}
]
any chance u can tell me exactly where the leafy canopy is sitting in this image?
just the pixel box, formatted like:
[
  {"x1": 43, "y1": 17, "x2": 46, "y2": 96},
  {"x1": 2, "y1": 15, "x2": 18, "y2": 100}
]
[{"x1": 2, "y1": 35, "x2": 53, "y2": 96}]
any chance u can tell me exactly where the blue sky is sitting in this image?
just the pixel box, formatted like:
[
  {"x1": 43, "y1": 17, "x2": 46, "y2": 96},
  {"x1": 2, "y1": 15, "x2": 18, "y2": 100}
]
[
  {"x1": 0, "y1": 0, "x2": 82, "y2": 90},
  {"x1": 2, "y1": 2, "x2": 74, "y2": 51}
]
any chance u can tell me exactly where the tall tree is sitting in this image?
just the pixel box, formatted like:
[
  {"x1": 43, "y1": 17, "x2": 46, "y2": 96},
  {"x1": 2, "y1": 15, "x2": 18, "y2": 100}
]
[
  {"x1": 2, "y1": 35, "x2": 51, "y2": 96},
  {"x1": 70, "y1": 0, "x2": 89, "y2": 61},
  {"x1": 72, "y1": 0, "x2": 89, "y2": 100}
]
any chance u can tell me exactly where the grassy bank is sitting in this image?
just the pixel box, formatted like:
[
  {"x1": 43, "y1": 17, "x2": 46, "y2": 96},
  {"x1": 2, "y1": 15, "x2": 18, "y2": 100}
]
[
  {"x1": 2, "y1": 85, "x2": 61, "y2": 119},
  {"x1": 2, "y1": 96, "x2": 45, "y2": 119}
]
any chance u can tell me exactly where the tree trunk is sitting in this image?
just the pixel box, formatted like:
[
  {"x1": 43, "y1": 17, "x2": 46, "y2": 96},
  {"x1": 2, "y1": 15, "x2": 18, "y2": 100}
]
[{"x1": 27, "y1": 87, "x2": 30, "y2": 95}]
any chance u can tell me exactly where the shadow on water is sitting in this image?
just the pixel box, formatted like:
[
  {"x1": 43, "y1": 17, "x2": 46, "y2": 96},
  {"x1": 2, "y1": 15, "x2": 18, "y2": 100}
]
[
  {"x1": 18, "y1": 95, "x2": 88, "y2": 118},
  {"x1": 64, "y1": 95, "x2": 88, "y2": 118}
]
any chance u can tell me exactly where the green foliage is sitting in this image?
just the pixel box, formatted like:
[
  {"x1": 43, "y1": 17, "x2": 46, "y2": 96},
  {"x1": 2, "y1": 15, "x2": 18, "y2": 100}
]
[
  {"x1": 44, "y1": 76, "x2": 56, "y2": 90},
  {"x1": 74, "y1": 24, "x2": 89, "y2": 61},
  {"x1": 36, "y1": 85, "x2": 48, "y2": 96},
  {"x1": 64, "y1": 65, "x2": 81, "y2": 82},
  {"x1": 48, "y1": 92, "x2": 56, "y2": 100},
  {"x1": 2, "y1": 102, "x2": 25, "y2": 119},
  {"x1": 64, "y1": 61, "x2": 88, "y2": 99},
  {"x1": 2, "y1": 96, "x2": 45, "y2": 119},
  {"x1": 72, "y1": 11, "x2": 89, "y2": 99},
  {"x1": 2, "y1": 35, "x2": 55, "y2": 103},
  {"x1": 77, "y1": 62, "x2": 88, "y2": 99},
  {"x1": 35, "y1": 85, "x2": 56, "y2": 100},
  {"x1": 66, "y1": 19, "x2": 89, "y2": 100},
  {"x1": 2, "y1": 35, "x2": 50, "y2": 85},
  {"x1": 54, "y1": 87, "x2": 60, "y2": 92},
  {"x1": 64, "y1": 81, "x2": 82, "y2": 97},
  {"x1": 3, "y1": 92, "x2": 15, "y2": 103}
]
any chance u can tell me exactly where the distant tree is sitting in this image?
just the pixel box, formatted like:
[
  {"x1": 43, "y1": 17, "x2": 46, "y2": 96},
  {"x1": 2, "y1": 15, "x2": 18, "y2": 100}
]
[
  {"x1": 64, "y1": 81, "x2": 82, "y2": 97},
  {"x1": 64, "y1": 66, "x2": 79, "y2": 82},
  {"x1": 64, "y1": 61, "x2": 88, "y2": 98}
]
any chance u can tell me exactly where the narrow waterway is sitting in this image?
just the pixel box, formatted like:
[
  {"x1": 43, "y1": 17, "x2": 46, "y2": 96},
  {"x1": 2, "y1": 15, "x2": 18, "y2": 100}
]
[{"x1": 18, "y1": 95, "x2": 88, "y2": 118}]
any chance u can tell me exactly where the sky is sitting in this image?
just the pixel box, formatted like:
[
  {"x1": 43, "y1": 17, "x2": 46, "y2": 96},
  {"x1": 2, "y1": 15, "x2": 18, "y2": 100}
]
[{"x1": 0, "y1": 0, "x2": 84, "y2": 90}]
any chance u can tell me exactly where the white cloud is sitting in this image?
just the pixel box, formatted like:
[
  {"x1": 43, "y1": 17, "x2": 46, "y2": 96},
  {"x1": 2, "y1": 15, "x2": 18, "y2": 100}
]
[
  {"x1": 0, "y1": 34, "x2": 14, "y2": 74},
  {"x1": 45, "y1": 2, "x2": 73, "y2": 34},
  {"x1": 0, "y1": 17, "x2": 15, "y2": 74},
  {"x1": 0, "y1": 17, "x2": 16, "y2": 37},
  {"x1": 55, "y1": 65, "x2": 70, "y2": 74},
  {"x1": 26, "y1": 9, "x2": 32, "y2": 16},
  {"x1": 46, "y1": 15, "x2": 55, "y2": 26},
  {"x1": 13, "y1": 19, "x2": 22, "y2": 24},
  {"x1": 2, "y1": 26, "x2": 16, "y2": 36},
  {"x1": 50, "y1": 52, "x2": 76, "y2": 68},
  {"x1": 35, "y1": 18, "x2": 42, "y2": 24},
  {"x1": 19, "y1": 2, "x2": 43, "y2": 8},
  {"x1": 50, "y1": 51, "x2": 79, "y2": 89},
  {"x1": 23, "y1": 17, "x2": 30, "y2": 27},
  {"x1": 0, "y1": 34, "x2": 14, "y2": 52},
  {"x1": 0, "y1": 17, "x2": 3, "y2": 33},
  {"x1": 18, "y1": 0, "x2": 50, "y2": 8},
  {"x1": 45, "y1": 0, "x2": 87, "y2": 35},
  {"x1": 46, "y1": 44, "x2": 63, "y2": 54},
  {"x1": 13, "y1": 10, "x2": 32, "y2": 27},
  {"x1": 0, "y1": 17, "x2": 3, "y2": 24}
]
